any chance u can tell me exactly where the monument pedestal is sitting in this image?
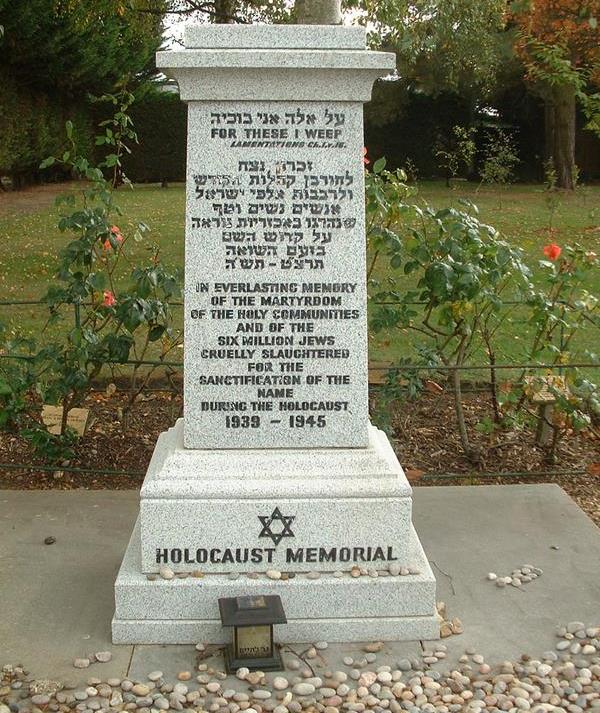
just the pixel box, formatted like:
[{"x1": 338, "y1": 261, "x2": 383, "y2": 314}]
[
  {"x1": 138, "y1": 420, "x2": 415, "y2": 574},
  {"x1": 113, "y1": 522, "x2": 437, "y2": 644},
  {"x1": 112, "y1": 421, "x2": 438, "y2": 643}
]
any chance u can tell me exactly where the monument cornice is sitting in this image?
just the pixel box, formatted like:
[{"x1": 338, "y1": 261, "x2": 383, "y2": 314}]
[{"x1": 156, "y1": 25, "x2": 396, "y2": 102}]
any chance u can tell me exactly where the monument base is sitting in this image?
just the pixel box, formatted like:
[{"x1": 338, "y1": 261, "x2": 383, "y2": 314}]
[
  {"x1": 112, "y1": 519, "x2": 438, "y2": 644},
  {"x1": 138, "y1": 420, "x2": 415, "y2": 574}
]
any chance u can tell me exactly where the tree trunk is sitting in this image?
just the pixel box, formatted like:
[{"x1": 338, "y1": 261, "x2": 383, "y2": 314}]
[
  {"x1": 213, "y1": 0, "x2": 237, "y2": 23},
  {"x1": 295, "y1": 0, "x2": 342, "y2": 24},
  {"x1": 544, "y1": 95, "x2": 555, "y2": 164},
  {"x1": 551, "y1": 84, "x2": 576, "y2": 190}
]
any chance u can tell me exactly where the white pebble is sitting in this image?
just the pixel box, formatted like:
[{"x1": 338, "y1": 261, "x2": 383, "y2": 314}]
[
  {"x1": 292, "y1": 683, "x2": 315, "y2": 696},
  {"x1": 252, "y1": 690, "x2": 271, "y2": 700},
  {"x1": 514, "y1": 697, "x2": 530, "y2": 710},
  {"x1": 159, "y1": 565, "x2": 175, "y2": 580}
]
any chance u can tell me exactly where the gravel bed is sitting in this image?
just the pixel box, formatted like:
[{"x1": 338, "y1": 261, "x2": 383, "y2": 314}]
[{"x1": 2, "y1": 623, "x2": 599, "y2": 713}]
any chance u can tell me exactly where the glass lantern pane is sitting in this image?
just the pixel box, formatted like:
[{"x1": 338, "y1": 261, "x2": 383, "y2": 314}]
[{"x1": 236, "y1": 625, "x2": 272, "y2": 659}]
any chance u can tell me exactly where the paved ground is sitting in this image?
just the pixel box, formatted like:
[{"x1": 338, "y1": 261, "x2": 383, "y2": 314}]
[{"x1": 1, "y1": 485, "x2": 598, "y2": 684}]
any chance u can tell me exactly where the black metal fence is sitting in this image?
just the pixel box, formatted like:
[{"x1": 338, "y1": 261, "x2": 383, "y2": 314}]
[{"x1": 0, "y1": 297, "x2": 598, "y2": 482}]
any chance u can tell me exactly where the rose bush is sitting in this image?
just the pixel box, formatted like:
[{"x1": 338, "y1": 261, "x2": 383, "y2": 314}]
[
  {"x1": 0, "y1": 91, "x2": 182, "y2": 461},
  {"x1": 365, "y1": 159, "x2": 598, "y2": 462}
]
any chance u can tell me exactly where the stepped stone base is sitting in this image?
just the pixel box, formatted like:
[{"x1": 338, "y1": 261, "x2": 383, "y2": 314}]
[
  {"x1": 112, "y1": 519, "x2": 439, "y2": 644},
  {"x1": 139, "y1": 420, "x2": 414, "y2": 574}
]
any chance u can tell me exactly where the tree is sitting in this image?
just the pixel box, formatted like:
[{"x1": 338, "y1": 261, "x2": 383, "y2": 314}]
[
  {"x1": 0, "y1": 0, "x2": 165, "y2": 96},
  {"x1": 150, "y1": 0, "x2": 344, "y2": 27},
  {"x1": 345, "y1": 0, "x2": 511, "y2": 100},
  {"x1": 150, "y1": 0, "x2": 339, "y2": 42},
  {"x1": 511, "y1": 0, "x2": 600, "y2": 190},
  {"x1": 146, "y1": 0, "x2": 289, "y2": 26}
]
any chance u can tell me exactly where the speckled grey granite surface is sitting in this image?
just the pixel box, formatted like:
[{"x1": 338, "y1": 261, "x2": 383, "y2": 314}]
[
  {"x1": 139, "y1": 421, "x2": 413, "y2": 574},
  {"x1": 113, "y1": 519, "x2": 438, "y2": 643},
  {"x1": 112, "y1": 615, "x2": 439, "y2": 645},
  {"x1": 182, "y1": 99, "x2": 369, "y2": 450},
  {"x1": 158, "y1": 26, "x2": 394, "y2": 449},
  {"x1": 141, "y1": 421, "x2": 411, "y2": 498},
  {"x1": 156, "y1": 25, "x2": 395, "y2": 102},
  {"x1": 184, "y1": 24, "x2": 366, "y2": 49},
  {"x1": 112, "y1": 25, "x2": 434, "y2": 644}
]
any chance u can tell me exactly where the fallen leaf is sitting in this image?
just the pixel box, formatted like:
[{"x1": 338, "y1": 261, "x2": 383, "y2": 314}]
[
  {"x1": 406, "y1": 468, "x2": 425, "y2": 483},
  {"x1": 424, "y1": 380, "x2": 444, "y2": 393}
]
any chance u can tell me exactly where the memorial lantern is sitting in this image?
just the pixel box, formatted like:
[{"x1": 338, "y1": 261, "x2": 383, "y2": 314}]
[{"x1": 218, "y1": 595, "x2": 287, "y2": 673}]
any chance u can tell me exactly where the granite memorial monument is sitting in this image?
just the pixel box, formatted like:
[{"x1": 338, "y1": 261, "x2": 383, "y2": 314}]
[{"x1": 112, "y1": 21, "x2": 438, "y2": 644}]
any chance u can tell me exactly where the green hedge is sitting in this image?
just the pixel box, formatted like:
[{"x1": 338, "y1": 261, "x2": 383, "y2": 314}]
[
  {"x1": 122, "y1": 91, "x2": 187, "y2": 184},
  {"x1": 0, "y1": 69, "x2": 93, "y2": 188}
]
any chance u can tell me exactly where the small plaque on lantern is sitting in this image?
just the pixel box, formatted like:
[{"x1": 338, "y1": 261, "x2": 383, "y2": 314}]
[{"x1": 218, "y1": 595, "x2": 287, "y2": 673}]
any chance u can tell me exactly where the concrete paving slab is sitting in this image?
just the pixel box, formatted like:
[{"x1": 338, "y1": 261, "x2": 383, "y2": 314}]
[
  {"x1": 1, "y1": 485, "x2": 599, "y2": 685},
  {"x1": 0, "y1": 491, "x2": 137, "y2": 681},
  {"x1": 415, "y1": 484, "x2": 600, "y2": 663},
  {"x1": 126, "y1": 641, "x2": 424, "y2": 685}
]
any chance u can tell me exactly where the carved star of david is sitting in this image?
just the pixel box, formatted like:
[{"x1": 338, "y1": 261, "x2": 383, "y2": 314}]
[{"x1": 258, "y1": 507, "x2": 296, "y2": 546}]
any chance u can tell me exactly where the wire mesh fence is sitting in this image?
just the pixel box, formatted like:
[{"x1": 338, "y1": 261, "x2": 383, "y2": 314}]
[
  {"x1": 1, "y1": 299, "x2": 598, "y2": 375},
  {"x1": 0, "y1": 298, "x2": 598, "y2": 481}
]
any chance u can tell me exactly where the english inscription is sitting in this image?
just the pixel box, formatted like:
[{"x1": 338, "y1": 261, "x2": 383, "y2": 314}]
[{"x1": 156, "y1": 545, "x2": 399, "y2": 566}]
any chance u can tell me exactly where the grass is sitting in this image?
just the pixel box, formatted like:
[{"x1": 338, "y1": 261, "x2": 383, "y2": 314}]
[{"x1": 0, "y1": 180, "x2": 598, "y2": 379}]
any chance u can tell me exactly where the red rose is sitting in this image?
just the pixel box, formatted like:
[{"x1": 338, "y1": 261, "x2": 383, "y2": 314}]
[
  {"x1": 110, "y1": 225, "x2": 124, "y2": 243},
  {"x1": 543, "y1": 243, "x2": 561, "y2": 261}
]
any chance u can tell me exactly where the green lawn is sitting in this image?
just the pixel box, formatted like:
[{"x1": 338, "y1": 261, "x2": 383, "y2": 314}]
[{"x1": 0, "y1": 180, "x2": 598, "y2": 376}]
